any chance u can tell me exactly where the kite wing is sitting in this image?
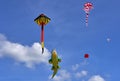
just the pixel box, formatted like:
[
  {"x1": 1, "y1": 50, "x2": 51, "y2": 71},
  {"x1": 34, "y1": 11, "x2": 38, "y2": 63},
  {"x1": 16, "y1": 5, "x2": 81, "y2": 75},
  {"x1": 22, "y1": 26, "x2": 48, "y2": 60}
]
[{"x1": 34, "y1": 14, "x2": 51, "y2": 25}]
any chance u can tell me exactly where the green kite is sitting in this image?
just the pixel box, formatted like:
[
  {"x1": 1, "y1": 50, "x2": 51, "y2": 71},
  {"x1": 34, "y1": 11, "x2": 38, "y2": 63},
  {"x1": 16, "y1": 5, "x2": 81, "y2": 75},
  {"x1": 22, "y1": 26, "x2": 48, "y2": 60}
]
[{"x1": 49, "y1": 49, "x2": 61, "y2": 78}]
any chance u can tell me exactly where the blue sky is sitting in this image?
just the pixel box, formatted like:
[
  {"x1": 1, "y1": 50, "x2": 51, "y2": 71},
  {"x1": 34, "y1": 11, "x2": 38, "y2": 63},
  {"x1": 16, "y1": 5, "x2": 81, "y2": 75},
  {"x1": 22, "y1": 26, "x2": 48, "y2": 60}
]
[{"x1": 0, "y1": 0, "x2": 120, "y2": 81}]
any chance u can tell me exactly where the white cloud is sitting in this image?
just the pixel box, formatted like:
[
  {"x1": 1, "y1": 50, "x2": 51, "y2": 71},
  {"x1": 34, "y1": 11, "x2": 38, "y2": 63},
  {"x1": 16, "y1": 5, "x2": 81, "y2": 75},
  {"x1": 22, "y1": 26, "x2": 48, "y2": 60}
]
[
  {"x1": 75, "y1": 70, "x2": 88, "y2": 78},
  {"x1": 72, "y1": 64, "x2": 80, "y2": 71},
  {"x1": 0, "y1": 34, "x2": 6, "y2": 41},
  {"x1": 49, "y1": 69, "x2": 71, "y2": 81},
  {"x1": 82, "y1": 80, "x2": 85, "y2": 81},
  {"x1": 71, "y1": 60, "x2": 89, "y2": 71},
  {"x1": 0, "y1": 34, "x2": 50, "y2": 68},
  {"x1": 88, "y1": 75, "x2": 105, "y2": 81}
]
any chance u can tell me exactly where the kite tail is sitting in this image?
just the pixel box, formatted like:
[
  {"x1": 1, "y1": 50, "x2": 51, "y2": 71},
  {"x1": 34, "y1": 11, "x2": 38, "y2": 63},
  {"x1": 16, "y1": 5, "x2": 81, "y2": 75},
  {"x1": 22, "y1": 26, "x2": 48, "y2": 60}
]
[
  {"x1": 41, "y1": 42, "x2": 44, "y2": 54},
  {"x1": 51, "y1": 69, "x2": 57, "y2": 79},
  {"x1": 85, "y1": 13, "x2": 89, "y2": 26},
  {"x1": 41, "y1": 24, "x2": 44, "y2": 54}
]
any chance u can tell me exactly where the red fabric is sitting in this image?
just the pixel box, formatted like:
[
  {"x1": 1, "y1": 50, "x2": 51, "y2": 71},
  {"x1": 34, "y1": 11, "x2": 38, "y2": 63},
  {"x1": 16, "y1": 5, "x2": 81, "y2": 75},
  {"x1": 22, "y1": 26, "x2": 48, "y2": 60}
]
[
  {"x1": 84, "y1": 2, "x2": 93, "y2": 11},
  {"x1": 41, "y1": 24, "x2": 44, "y2": 42},
  {"x1": 84, "y1": 54, "x2": 89, "y2": 58}
]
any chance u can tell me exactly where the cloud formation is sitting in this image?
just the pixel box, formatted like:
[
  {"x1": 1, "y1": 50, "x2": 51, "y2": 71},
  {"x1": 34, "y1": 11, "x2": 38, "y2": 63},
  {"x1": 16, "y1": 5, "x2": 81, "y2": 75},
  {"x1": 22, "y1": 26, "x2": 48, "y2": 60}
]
[
  {"x1": 50, "y1": 69, "x2": 71, "y2": 81},
  {"x1": 88, "y1": 75, "x2": 105, "y2": 81},
  {"x1": 75, "y1": 70, "x2": 88, "y2": 78},
  {"x1": 71, "y1": 61, "x2": 89, "y2": 71},
  {"x1": 0, "y1": 34, "x2": 50, "y2": 68},
  {"x1": 0, "y1": 34, "x2": 106, "y2": 81},
  {"x1": 72, "y1": 64, "x2": 80, "y2": 71}
]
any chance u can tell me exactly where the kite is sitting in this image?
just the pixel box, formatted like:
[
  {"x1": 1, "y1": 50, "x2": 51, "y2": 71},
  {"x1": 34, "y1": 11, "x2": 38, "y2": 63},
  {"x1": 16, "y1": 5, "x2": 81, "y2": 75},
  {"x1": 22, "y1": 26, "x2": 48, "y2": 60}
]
[
  {"x1": 49, "y1": 49, "x2": 61, "y2": 78},
  {"x1": 34, "y1": 14, "x2": 51, "y2": 54},
  {"x1": 84, "y1": 53, "x2": 89, "y2": 58},
  {"x1": 107, "y1": 38, "x2": 111, "y2": 42},
  {"x1": 83, "y1": 2, "x2": 93, "y2": 26},
  {"x1": 83, "y1": 53, "x2": 89, "y2": 65}
]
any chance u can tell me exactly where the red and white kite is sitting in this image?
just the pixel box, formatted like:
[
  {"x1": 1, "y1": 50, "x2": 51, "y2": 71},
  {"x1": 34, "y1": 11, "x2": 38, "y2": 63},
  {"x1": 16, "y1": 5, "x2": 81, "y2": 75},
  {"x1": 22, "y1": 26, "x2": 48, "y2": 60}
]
[{"x1": 83, "y1": 2, "x2": 93, "y2": 26}]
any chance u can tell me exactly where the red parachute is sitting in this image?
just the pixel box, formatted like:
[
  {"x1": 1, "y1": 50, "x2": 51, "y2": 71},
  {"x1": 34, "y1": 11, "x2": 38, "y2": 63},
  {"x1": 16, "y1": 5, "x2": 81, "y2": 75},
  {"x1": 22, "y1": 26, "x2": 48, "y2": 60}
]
[
  {"x1": 84, "y1": 54, "x2": 89, "y2": 58},
  {"x1": 83, "y1": 2, "x2": 93, "y2": 26}
]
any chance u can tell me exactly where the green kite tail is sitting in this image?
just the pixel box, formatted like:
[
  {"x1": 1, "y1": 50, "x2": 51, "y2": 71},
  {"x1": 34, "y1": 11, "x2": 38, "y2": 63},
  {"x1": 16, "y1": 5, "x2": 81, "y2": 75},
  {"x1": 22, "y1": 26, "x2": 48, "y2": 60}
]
[{"x1": 52, "y1": 69, "x2": 58, "y2": 78}]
